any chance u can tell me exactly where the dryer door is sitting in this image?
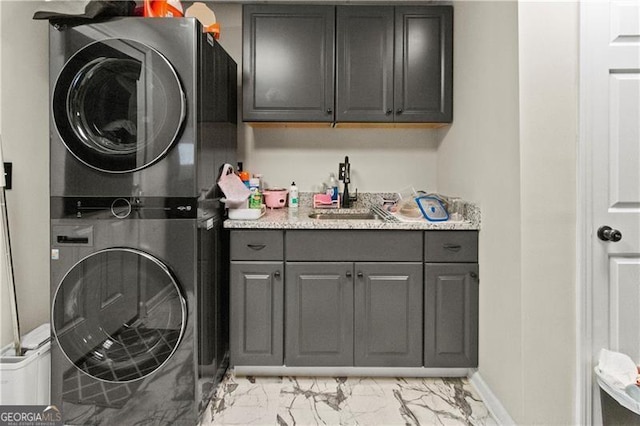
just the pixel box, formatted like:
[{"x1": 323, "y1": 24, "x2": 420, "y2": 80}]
[
  {"x1": 52, "y1": 248, "x2": 187, "y2": 383},
  {"x1": 52, "y1": 39, "x2": 186, "y2": 174}
]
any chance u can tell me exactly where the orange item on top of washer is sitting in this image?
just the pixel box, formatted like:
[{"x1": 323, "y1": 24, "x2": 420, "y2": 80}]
[{"x1": 144, "y1": 0, "x2": 184, "y2": 18}]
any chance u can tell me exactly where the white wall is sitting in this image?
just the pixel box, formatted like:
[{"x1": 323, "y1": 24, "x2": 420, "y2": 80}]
[
  {"x1": 438, "y1": 2, "x2": 578, "y2": 424},
  {"x1": 213, "y1": 3, "x2": 439, "y2": 193},
  {"x1": 0, "y1": 0, "x2": 11, "y2": 348},
  {"x1": 436, "y1": 1, "x2": 524, "y2": 420},
  {"x1": 518, "y1": 2, "x2": 577, "y2": 423},
  {"x1": 0, "y1": 1, "x2": 50, "y2": 347}
]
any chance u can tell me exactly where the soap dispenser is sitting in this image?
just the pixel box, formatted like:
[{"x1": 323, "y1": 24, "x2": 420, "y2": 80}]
[{"x1": 289, "y1": 181, "x2": 299, "y2": 209}]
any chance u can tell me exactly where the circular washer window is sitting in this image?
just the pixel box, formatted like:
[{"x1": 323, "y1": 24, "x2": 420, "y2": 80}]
[
  {"x1": 53, "y1": 38, "x2": 186, "y2": 173},
  {"x1": 52, "y1": 248, "x2": 187, "y2": 383}
]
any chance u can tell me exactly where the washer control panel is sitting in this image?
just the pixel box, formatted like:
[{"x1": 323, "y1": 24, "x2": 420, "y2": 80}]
[{"x1": 51, "y1": 197, "x2": 198, "y2": 220}]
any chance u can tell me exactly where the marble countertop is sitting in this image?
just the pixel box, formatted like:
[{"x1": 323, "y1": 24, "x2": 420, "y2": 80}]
[{"x1": 223, "y1": 193, "x2": 480, "y2": 230}]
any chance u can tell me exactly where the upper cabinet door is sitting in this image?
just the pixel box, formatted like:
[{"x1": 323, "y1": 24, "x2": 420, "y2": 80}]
[
  {"x1": 394, "y1": 6, "x2": 453, "y2": 123},
  {"x1": 243, "y1": 5, "x2": 335, "y2": 122},
  {"x1": 336, "y1": 7, "x2": 394, "y2": 123}
]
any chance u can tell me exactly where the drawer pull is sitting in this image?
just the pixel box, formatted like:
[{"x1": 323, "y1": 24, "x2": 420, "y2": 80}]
[
  {"x1": 247, "y1": 244, "x2": 266, "y2": 251},
  {"x1": 443, "y1": 243, "x2": 462, "y2": 252}
]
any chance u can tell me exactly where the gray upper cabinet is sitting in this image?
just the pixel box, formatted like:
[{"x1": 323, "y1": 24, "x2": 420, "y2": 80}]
[
  {"x1": 244, "y1": 4, "x2": 453, "y2": 124},
  {"x1": 336, "y1": 7, "x2": 394, "y2": 122},
  {"x1": 242, "y1": 5, "x2": 335, "y2": 122},
  {"x1": 395, "y1": 6, "x2": 453, "y2": 123},
  {"x1": 337, "y1": 6, "x2": 453, "y2": 123}
]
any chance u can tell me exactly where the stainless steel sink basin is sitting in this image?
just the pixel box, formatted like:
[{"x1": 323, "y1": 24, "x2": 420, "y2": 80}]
[{"x1": 308, "y1": 212, "x2": 380, "y2": 220}]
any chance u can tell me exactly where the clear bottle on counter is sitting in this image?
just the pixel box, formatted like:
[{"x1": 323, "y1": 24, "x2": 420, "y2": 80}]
[
  {"x1": 326, "y1": 173, "x2": 339, "y2": 201},
  {"x1": 254, "y1": 174, "x2": 264, "y2": 192},
  {"x1": 289, "y1": 181, "x2": 299, "y2": 209}
]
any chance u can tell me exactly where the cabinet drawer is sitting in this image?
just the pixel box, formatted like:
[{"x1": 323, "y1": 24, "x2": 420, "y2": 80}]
[
  {"x1": 425, "y1": 231, "x2": 478, "y2": 263},
  {"x1": 286, "y1": 230, "x2": 422, "y2": 261},
  {"x1": 231, "y1": 230, "x2": 284, "y2": 260}
]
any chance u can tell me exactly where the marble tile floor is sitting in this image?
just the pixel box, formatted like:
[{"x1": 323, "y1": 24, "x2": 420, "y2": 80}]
[{"x1": 200, "y1": 372, "x2": 497, "y2": 426}]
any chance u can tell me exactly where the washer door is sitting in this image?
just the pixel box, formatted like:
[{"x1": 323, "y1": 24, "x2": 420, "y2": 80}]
[
  {"x1": 52, "y1": 248, "x2": 187, "y2": 383},
  {"x1": 53, "y1": 39, "x2": 186, "y2": 173}
]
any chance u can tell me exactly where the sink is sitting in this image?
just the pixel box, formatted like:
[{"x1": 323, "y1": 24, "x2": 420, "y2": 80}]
[{"x1": 308, "y1": 212, "x2": 381, "y2": 220}]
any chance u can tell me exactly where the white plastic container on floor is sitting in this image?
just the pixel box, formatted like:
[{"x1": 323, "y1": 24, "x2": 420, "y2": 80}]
[{"x1": 0, "y1": 324, "x2": 51, "y2": 405}]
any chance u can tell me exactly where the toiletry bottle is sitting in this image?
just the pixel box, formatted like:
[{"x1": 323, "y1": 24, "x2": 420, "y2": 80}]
[
  {"x1": 327, "y1": 173, "x2": 339, "y2": 202},
  {"x1": 254, "y1": 174, "x2": 264, "y2": 192},
  {"x1": 239, "y1": 170, "x2": 250, "y2": 188},
  {"x1": 289, "y1": 181, "x2": 299, "y2": 209},
  {"x1": 248, "y1": 178, "x2": 260, "y2": 209}
]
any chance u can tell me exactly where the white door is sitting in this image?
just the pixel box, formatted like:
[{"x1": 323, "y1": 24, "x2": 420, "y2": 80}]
[{"x1": 583, "y1": 0, "x2": 640, "y2": 422}]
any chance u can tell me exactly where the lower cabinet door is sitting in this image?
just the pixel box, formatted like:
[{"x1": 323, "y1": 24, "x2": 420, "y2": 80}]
[
  {"x1": 354, "y1": 263, "x2": 423, "y2": 366},
  {"x1": 230, "y1": 261, "x2": 284, "y2": 366},
  {"x1": 285, "y1": 262, "x2": 354, "y2": 366},
  {"x1": 424, "y1": 263, "x2": 479, "y2": 367}
]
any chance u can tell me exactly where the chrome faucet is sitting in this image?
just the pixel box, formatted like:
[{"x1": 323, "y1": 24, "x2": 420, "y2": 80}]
[{"x1": 339, "y1": 156, "x2": 357, "y2": 208}]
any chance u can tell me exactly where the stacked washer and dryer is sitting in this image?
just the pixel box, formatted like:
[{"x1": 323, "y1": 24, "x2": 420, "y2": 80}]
[{"x1": 48, "y1": 18, "x2": 236, "y2": 424}]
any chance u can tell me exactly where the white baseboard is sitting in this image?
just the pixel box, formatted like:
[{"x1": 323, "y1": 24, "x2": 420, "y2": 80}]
[
  {"x1": 234, "y1": 365, "x2": 471, "y2": 378},
  {"x1": 469, "y1": 371, "x2": 516, "y2": 425}
]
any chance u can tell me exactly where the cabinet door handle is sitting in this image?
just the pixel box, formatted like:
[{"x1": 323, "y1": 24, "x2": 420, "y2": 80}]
[
  {"x1": 247, "y1": 244, "x2": 266, "y2": 251},
  {"x1": 357, "y1": 271, "x2": 364, "y2": 278},
  {"x1": 396, "y1": 108, "x2": 403, "y2": 114},
  {"x1": 326, "y1": 108, "x2": 333, "y2": 115},
  {"x1": 274, "y1": 270, "x2": 281, "y2": 278},
  {"x1": 469, "y1": 272, "x2": 478, "y2": 279},
  {"x1": 443, "y1": 244, "x2": 462, "y2": 252},
  {"x1": 346, "y1": 271, "x2": 352, "y2": 278},
  {"x1": 386, "y1": 109, "x2": 392, "y2": 115}
]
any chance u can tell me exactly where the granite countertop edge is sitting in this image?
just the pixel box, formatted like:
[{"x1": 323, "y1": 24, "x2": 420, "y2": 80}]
[{"x1": 223, "y1": 194, "x2": 481, "y2": 231}]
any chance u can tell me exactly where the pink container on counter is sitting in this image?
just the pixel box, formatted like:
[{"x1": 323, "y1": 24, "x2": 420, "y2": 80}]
[{"x1": 263, "y1": 188, "x2": 288, "y2": 208}]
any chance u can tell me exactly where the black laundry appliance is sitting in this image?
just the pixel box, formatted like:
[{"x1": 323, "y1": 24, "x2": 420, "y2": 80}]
[
  {"x1": 50, "y1": 198, "x2": 229, "y2": 424},
  {"x1": 49, "y1": 17, "x2": 236, "y2": 425},
  {"x1": 49, "y1": 17, "x2": 237, "y2": 198}
]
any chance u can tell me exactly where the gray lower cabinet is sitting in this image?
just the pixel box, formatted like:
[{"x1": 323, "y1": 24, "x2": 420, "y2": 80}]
[
  {"x1": 285, "y1": 262, "x2": 354, "y2": 366},
  {"x1": 285, "y1": 261, "x2": 423, "y2": 367},
  {"x1": 354, "y1": 263, "x2": 423, "y2": 367},
  {"x1": 230, "y1": 261, "x2": 284, "y2": 366},
  {"x1": 229, "y1": 229, "x2": 479, "y2": 370},
  {"x1": 424, "y1": 263, "x2": 479, "y2": 367},
  {"x1": 230, "y1": 230, "x2": 285, "y2": 366}
]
